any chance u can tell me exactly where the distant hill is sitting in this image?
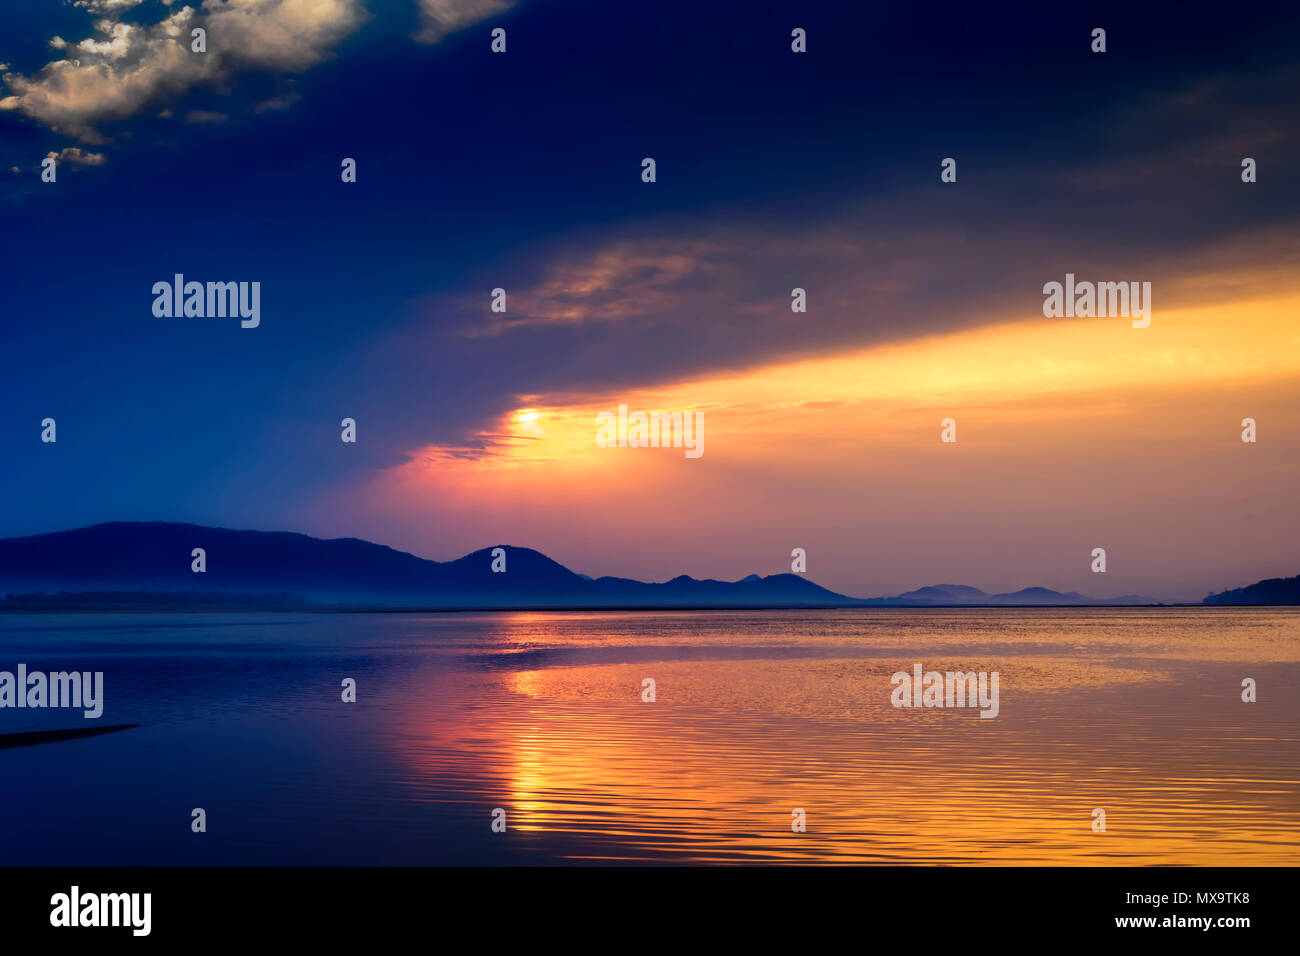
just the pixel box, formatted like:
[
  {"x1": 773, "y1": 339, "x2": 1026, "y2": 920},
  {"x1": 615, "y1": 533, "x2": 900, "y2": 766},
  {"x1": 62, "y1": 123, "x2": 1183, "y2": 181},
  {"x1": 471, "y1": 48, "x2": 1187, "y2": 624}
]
[
  {"x1": 0, "y1": 522, "x2": 856, "y2": 609},
  {"x1": 863, "y1": 583, "x2": 1158, "y2": 607},
  {"x1": 0, "y1": 522, "x2": 1176, "y2": 610},
  {"x1": 892, "y1": 584, "x2": 989, "y2": 603},
  {"x1": 1204, "y1": 574, "x2": 1300, "y2": 606}
]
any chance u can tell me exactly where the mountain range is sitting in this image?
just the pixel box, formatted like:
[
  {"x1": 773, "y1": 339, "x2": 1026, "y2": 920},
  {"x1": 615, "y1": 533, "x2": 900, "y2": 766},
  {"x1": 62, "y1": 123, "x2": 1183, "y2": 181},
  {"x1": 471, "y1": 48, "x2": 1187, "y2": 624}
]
[
  {"x1": 0, "y1": 522, "x2": 848, "y2": 609},
  {"x1": 1203, "y1": 574, "x2": 1300, "y2": 606},
  {"x1": 0, "y1": 522, "x2": 1289, "y2": 609},
  {"x1": 859, "y1": 583, "x2": 1157, "y2": 606}
]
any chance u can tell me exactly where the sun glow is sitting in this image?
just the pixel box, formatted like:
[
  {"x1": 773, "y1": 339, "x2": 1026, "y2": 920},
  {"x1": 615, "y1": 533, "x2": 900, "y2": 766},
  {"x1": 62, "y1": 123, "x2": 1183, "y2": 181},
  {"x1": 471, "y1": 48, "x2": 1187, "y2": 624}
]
[
  {"x1": 336, "y1": 284, "x2": 1300, "y2": 600},
  {"x1": 404, "y1": 289, "x2": 1300, "y2": 472}
]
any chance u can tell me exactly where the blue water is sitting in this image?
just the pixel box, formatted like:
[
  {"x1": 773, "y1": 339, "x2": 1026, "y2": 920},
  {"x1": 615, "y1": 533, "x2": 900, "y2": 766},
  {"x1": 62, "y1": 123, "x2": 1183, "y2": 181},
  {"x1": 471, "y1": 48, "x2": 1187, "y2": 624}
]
[{"x1": 2, "y1": 609, "x2": 1298, "y2": 865}]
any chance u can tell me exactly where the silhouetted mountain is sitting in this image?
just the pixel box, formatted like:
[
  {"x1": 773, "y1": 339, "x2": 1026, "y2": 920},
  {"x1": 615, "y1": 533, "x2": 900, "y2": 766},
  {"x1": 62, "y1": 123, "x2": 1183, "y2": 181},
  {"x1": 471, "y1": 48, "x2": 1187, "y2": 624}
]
[
  {"x1": 0, "y1": 522, "x2": 856, "y2": 609},
  {"x1": 0, "y1": 522, "x2": 1174, "y2": 610},
  {"x1": 862, "y1": 583, "x2": 1159, "y2": 606},
  {"x1": 986, "y1": 587, "x2": 1090, "y2": 606},
  {"x1": 1204, "y1": 574, "x2": 1300, "y2": 606},
  {"x1": 893, "y1": 584, "x2": 989, "y2": 603}
]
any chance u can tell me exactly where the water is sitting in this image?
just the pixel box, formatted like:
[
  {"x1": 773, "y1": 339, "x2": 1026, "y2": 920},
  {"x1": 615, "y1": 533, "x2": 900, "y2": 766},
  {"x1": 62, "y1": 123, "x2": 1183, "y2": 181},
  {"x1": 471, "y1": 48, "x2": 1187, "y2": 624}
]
[{"x1": 1, "y1": 608, "x2": 1296, "y2": 865}]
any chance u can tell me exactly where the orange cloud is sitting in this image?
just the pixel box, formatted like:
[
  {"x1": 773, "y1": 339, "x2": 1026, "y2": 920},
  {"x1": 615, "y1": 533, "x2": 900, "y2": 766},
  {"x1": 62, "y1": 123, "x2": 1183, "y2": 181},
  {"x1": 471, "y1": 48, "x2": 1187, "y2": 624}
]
[{"x1": 324, "y1": 283, "x2": 1300, "y2": 601}]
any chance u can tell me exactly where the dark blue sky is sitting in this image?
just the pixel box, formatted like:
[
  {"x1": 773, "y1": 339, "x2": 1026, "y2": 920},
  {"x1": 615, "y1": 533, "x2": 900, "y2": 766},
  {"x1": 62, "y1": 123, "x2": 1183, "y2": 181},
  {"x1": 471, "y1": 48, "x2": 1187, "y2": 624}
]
[{"x1": 2, "y1": 0, "x2": 1298, "y2": 590}]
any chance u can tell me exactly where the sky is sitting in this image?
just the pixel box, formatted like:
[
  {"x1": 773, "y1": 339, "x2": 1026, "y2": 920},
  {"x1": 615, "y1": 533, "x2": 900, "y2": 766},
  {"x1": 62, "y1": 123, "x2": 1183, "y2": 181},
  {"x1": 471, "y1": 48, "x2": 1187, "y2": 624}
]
[{"x1": 1, "y1": 0, "x2": 1298, "y2": 602}]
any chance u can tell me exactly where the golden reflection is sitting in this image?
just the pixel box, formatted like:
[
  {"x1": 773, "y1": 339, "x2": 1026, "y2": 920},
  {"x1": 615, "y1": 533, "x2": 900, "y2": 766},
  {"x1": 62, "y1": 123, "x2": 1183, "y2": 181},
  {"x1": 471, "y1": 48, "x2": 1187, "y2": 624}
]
[{"x1": 390, "y1": 611, "x2": 1300, "y2": 865}]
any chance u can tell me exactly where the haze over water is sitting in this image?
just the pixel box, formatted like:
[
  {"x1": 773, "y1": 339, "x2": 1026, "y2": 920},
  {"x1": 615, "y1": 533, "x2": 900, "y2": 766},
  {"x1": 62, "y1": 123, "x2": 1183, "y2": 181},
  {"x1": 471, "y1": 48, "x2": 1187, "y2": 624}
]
[{"x1": 2, "y1": 607, "x2": 1297, "y2": 865}]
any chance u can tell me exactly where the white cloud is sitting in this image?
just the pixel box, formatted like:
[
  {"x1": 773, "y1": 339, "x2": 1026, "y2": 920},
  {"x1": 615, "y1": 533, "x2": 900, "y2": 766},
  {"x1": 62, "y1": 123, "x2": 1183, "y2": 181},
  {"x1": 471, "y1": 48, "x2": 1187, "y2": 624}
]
[
  {"x1": 0, "y1": 0, "x2": 366, "y2": 141},
  {"x1": 73, "y1": 0, "x2": 148, "y2": 12},
  {"x1": 415, "y1": 0, "x2": 514, "y2": 44},
  {"x1": 1, "y1": 0, "x2": 519, "y2": 142},
  {"x1": 46, "y1": 146, "x2": 108, "y2": 166},
  {"x1": 77, "y1": 21, "x2": 138, "y2": 59},
  {"x1": 185, "y1": 108, "x2": 227, "y2": 123},
  {"x1": 251, "y1": 91, "x2": 302, "y2": 112}
]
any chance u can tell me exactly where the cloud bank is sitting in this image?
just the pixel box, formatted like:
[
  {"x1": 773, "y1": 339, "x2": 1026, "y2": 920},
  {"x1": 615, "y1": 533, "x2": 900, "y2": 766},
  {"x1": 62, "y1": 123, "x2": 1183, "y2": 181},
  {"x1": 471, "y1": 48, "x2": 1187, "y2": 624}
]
[{"x1": 1, "y1": 0, "x2": 513, "y2": 142}]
